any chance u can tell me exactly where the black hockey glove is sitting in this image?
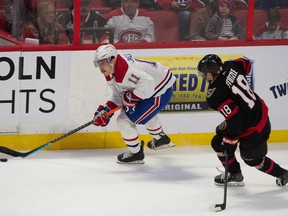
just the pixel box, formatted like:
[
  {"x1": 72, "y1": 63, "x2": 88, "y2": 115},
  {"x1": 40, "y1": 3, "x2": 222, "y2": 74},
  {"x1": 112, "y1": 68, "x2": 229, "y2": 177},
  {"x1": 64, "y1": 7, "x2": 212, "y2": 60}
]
[{"x1": 221, "y1": 136, "x2": 238, "y2": 154}]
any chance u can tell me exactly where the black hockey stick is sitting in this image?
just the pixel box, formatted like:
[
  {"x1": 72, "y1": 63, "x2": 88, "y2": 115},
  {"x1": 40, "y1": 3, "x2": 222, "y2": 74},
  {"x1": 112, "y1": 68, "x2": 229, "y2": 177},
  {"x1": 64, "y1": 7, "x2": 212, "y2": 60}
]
[
  {"x1": 209, "y1": 150, "x2": 228, "y2": 212},
  {"x1": 0, "y1": 106, "x2": 122, "y2": 158}
]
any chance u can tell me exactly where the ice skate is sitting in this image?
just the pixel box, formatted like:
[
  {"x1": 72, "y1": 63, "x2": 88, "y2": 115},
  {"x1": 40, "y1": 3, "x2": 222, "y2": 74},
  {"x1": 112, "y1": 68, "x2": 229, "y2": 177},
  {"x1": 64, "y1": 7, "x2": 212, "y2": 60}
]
[
  {"x1": 276, "y1": 170, "x2": 288, "y2": 186},
  {"x1": 214, "y1": 172, "x2": 245, "y2": 187},
  {"x1": 147, "y1": 133, "x2": 175, "y2": 150},
  {"x1": 117, "y1": 142, "x2": 145, "y2": 164}
]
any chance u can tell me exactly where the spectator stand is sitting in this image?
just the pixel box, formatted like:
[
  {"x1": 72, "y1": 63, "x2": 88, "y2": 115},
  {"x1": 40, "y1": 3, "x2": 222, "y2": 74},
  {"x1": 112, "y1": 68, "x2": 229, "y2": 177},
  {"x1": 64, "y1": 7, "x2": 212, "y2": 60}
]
[
  {"x1": 147, "y1": 10, "x2": 180, "y2": 42},
  {"x1": 232, "y1": 7, "x2": 288, "y2": 38},
  {"x1": 278, "y1": 8, "x2": 288, "y2": 27},
  {"x1": 89, "y1": 0, "x2": 112, "y2": 17},
  {"x1": 233, "y1": 9, "x2": 268, "y2": 36},
  {"x1": 0, "y1": 1, "x2": 4, "y2": 16}
]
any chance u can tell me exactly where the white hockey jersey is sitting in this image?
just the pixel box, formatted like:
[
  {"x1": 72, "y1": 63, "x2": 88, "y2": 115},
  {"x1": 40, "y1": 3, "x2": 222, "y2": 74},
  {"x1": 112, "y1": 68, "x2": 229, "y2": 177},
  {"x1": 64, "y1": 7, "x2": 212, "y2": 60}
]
[
  {"x1": 107, "y1": 54, "x2": 175, "y2": 106},
  {"x1": 106, "y1": 8, "x2": 156, "y2": 43}
]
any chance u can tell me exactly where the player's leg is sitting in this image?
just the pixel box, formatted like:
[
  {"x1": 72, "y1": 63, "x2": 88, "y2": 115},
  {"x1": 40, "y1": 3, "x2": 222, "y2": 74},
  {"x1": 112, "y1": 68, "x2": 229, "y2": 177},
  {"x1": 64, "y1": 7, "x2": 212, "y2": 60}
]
[
  {"x1": 116, "y1": 111, "x2": 144, "y2": 164},
  {"x1": 125, "y1": 87, "x2": 174, "y2": 150},
  {"x1": 240, "y1": 119, "x2": 288, "y2": 186},
  {"x1": 145, "y1": 115, "x2": 175, "y2": 150},
  {"x1": 211, "y1": 133, "x2": 244, "y2": 186}
]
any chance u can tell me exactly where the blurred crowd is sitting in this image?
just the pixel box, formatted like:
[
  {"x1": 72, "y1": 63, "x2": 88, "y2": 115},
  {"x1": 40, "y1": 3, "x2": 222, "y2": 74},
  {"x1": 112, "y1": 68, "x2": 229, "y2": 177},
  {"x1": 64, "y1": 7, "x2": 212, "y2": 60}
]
[{"x1": 0, "y1": 0, "x2": 288, "y2": 45}]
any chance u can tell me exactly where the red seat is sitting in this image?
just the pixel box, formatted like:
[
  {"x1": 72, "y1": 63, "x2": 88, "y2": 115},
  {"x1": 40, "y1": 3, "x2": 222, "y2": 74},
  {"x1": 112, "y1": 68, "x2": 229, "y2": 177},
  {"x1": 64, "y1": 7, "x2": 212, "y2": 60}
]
[
  {"x1": 90, "y1": 0, "x2": 107, "y2": 7},
  {"x1": 30, "y1": 0, "x2": 68, "y2": 9},
  {"x1": 279, "y1": 8, "x2": 288, "y2": 27},
  {"x1": 147, "y1": 10, "x2": 179, "y2": 42},
  {"x1": 90, "y1": 7, "x2": 112, "y2": 16},
  {"x1": 0, "y1": 15, "x2": 5, "y2": 30},
  {"x1": 233, "y1": 9, "x2": 268, "y2": 35}
]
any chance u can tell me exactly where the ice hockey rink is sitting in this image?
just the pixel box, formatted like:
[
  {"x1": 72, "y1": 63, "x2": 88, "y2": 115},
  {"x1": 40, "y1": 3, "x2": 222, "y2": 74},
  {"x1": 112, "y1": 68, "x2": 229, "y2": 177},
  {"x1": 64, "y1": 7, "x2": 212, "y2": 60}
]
[{"x1": 1, "y1": 143, "x2": 288, "y2": 216}]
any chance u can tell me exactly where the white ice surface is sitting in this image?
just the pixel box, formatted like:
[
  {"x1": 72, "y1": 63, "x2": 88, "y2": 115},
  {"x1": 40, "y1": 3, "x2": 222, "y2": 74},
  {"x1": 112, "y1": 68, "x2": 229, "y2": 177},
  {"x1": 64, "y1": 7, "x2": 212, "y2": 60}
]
[{"x1": 1, "y1": 143, "x2": 288, "y2": 216}]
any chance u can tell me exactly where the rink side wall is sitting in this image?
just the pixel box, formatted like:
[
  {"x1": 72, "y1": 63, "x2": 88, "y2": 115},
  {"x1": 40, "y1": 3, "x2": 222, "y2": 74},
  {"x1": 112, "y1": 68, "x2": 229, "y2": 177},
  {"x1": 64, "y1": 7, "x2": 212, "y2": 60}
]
[{"x1": 0, "y1": 45, "x2": 287, "y2": 150}]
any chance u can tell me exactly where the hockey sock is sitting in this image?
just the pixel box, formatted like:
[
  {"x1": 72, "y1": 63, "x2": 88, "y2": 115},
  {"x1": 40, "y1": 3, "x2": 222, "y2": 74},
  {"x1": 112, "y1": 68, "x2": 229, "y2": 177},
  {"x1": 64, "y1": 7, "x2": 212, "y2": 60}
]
[
  {"x1": 147, "y1": 127, "x2": 164, "y2": 140},
  {"x1": 256, "y1": 156, "x2": 286, "y2": 177},
  {"x1": 217, "y1": 153, "x2": 241, "y2": 173}
]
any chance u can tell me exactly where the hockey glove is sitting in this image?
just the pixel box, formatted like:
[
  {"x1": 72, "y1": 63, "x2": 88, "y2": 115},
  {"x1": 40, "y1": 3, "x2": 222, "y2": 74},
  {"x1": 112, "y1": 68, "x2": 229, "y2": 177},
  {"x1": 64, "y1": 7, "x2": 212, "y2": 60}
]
[
  {"x1": 122, "y1": 91, "x2": 142, "y2": 114},
  {"x1": 93, "y1": 105, "x2": 113, "y2": 127}
]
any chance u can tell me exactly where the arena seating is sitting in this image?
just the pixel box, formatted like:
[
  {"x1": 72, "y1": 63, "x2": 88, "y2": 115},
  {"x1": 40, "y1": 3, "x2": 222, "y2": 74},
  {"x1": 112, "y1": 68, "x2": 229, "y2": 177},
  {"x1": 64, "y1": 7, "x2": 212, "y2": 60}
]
[
  {"x1": 147, "y1": 10, "x2": 180, "y2": 42},
  {"x1": 279, "y1": 8, "x2": 288, "y2": 26},
  {"x1": 0, "y1": 1, "x2": 5, "y2": 15},
  {"x1": 30, "y1": 0, "x2": 68, "y2": 9},
  {"x1": 90, "y1": 0, "x2": 107, "y2": 7},
  {"x1": 233, "y1": 9, "x2": 268, "y2": 35}
]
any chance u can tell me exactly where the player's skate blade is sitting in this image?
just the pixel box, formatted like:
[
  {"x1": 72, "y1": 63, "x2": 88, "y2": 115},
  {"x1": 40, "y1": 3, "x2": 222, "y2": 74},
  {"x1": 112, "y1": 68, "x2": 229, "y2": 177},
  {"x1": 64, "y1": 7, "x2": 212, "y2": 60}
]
[
  {"x1": 150, "y1": 142, "x2": 175, "y2": 150},
  {"x1": 117, "y1": 160, "x2": 144, "y2": 164},
  {"x1": 214, "y1": 181, "x2": 245, "y2": 187}
]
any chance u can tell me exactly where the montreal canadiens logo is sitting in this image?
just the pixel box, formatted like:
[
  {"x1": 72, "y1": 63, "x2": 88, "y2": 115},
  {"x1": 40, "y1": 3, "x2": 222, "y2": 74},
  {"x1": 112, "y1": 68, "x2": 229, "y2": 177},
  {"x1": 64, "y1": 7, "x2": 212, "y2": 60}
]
[{"x1": 119, "y1": 30, "x2": 143, "y2": 42}]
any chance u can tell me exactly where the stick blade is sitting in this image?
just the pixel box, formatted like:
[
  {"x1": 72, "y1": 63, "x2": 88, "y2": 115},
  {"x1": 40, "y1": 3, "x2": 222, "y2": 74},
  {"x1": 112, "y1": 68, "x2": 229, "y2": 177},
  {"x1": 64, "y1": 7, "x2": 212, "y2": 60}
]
[
  {"x1": 0, "y1": 146, "x2": 26, "y2": 157},
  {"x1": 209, "y1": 203, "x2": 225, "y2": 212}
]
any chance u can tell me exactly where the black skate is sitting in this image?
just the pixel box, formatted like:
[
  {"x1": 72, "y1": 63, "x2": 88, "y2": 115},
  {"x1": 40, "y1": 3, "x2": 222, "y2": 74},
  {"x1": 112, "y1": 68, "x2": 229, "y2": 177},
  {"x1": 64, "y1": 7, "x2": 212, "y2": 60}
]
[
  {"x1": 276, "y1": 170, "x2": 288, "y2": 186},
  {"x1": 117, "y1": 142, "x2": 145, "y2": 164},
  {"x1": 214, "y1": 172, "x2": 245, "y2": 187},
  {"x1": 147, "y1": 133, "x2": 175, "y2": 150}
]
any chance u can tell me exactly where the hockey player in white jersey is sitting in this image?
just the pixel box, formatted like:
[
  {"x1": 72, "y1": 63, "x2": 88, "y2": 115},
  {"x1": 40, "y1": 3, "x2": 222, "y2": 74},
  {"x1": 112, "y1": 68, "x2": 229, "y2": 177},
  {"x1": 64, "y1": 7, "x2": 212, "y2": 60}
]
[
  {"x1": 105, "y1": 0, "x2": 156, "y2": 43},
  {"x1": 92, "y1": 44, "x2": 176, "y2": 164}
]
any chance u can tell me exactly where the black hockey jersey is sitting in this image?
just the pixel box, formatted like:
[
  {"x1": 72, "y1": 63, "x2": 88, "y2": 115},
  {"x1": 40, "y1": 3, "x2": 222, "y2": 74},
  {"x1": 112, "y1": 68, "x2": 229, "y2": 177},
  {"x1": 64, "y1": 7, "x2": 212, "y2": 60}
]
[{"x1": 206, "y1": 58, "x2": 268, "y2": 141}]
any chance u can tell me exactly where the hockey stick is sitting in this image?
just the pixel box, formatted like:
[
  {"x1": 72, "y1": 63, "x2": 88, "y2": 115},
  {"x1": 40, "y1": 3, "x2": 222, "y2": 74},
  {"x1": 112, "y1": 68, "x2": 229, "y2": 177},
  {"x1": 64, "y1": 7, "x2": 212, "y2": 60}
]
[
  {"x1": 209, "y1": 150, "x2": 228, "y2": 212},
  {"x1": 0, "y1": 106, "x2": 122, "y2": 158}
]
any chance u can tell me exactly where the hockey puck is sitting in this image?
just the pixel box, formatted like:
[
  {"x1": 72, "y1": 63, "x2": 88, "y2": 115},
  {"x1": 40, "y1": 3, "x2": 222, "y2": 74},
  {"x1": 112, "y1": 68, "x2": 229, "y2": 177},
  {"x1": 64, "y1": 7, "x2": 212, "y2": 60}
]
[{"x1": 0, "y1": 158, "x2": 8, "y2": 162}]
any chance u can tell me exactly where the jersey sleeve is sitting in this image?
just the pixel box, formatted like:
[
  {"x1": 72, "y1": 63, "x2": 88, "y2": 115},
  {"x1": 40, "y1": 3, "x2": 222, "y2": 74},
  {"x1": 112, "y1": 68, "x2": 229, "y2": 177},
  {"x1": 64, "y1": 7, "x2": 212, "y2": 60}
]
[
  {"x1": 114, "y1": 55, "x2": 156, "y2": 100},
  {"x1": 216, "y1": 98, "x2": 244, "y2": 139}
]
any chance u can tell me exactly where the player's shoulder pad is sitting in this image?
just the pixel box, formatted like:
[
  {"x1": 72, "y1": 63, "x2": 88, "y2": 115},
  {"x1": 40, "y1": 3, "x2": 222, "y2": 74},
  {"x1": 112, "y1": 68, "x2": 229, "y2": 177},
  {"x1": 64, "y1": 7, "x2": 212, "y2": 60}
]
[
  {"x1": 234, "y1": 57, "x2": 252, "y2": 75},
  {"x1": 114, "y1": 55, "x2": 129, "y2": 83}
]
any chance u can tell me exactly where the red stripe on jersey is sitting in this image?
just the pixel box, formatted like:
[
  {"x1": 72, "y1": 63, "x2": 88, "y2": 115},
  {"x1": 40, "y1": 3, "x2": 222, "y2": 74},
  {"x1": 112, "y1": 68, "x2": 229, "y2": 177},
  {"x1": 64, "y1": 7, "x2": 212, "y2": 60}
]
[
  {"x1": 114, "y1": 55, "x2": 129, "y2": 83},
  {"x1": 131, "y1": 91, "x2": 143, "y2": 100},
  {"x1": 265, "y1": 160, "x2": 274, "y2": 174},
  {"x1": 239, "y1": 99, "x2": 268, "y2": 138},
  {"x1": 218, "y1": 99, "x2": 232, "y2": 111},
  {"x1": 235, "y1": 58, "x2": 251, "y2": 75},
  {"x1": 218, "y1": 99, "x2": 239, "y2": 120},
  {"x1": 135, "y1": 97, "x2": 160, "y2": 124}
]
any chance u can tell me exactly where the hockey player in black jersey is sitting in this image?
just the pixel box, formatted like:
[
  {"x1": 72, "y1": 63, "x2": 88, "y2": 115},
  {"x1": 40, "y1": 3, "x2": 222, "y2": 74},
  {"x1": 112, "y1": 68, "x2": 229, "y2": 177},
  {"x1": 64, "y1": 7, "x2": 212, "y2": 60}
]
[{"x1": 197, "y1": 54, "x2": 288, "y2": 187}]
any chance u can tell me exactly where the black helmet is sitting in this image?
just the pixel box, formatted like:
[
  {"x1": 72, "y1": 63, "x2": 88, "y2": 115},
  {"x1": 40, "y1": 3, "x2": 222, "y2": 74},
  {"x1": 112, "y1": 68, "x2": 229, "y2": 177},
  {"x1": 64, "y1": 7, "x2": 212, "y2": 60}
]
[{"x1": 197, "y1": 54, "x2": 223, "y2": 79}]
